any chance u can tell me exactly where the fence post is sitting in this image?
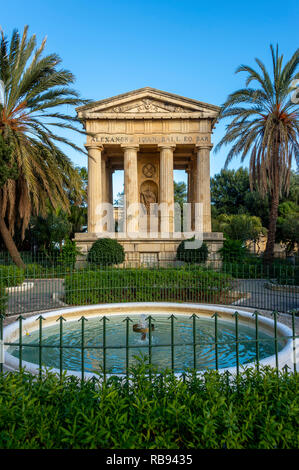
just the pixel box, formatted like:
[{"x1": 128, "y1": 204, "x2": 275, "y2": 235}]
[
  {"x1": 123, "y1": 316, "x2": 132, "y2": 379},
  {"x1": 100, "y1": 316, "x2": 109, "y2": 382},
  {"x1": 56, "y1": 316, "x2": 66, "y2": 381},
  {"x1": 212, "y1": 312, "x2": 220, "y2": 371},
  {"x1": 36, "y1": 315, "x2": 45, "y2": 379},
  {"x1": 271, "y1": 310, "x2": 279, "y2": 372},
  {"x1": 18, "y1": 315, "x2": 25, "y2": 371},
  {"x1": 252, "y1": 311, "x2": 260, "y2": 370},
  {"x1": 233, "y1": 311, "x2": 240, "y2": 376},
  {"x1": 79, "y1": 316, "x2": 87, "y2": 383},
  {"x1": 147, "y1": 315, "x2": 154, "y2": 378},
  {"x1": 0, "y1": 314, "x2": 3, "y2": 373},
  {"x1": 168, "y1": 314, "x2": 176, "y2": 372},
  {"x1": 189, "y1": 313, "x2": 199, "y2": 371},
  {"x1": 291, "y1": 310, "x2": 297, "y2": 374}
]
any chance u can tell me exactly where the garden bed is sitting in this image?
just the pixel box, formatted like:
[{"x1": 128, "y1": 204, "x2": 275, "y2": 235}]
[
  {"x1": 0, "y1": 365, "x2": 297, "y2": 449},
  {"x1": 64, "y1": 267, "x2": 234, "y2": 305}
]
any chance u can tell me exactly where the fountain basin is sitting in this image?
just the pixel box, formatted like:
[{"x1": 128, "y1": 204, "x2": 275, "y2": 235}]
[{"x1": 3, "y1": 303, "x2": 294, "y2": 378}]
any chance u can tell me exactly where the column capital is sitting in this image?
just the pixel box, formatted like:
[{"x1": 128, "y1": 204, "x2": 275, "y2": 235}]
[
  {"x1": 158, "y1": 144, "x2": 176, "y2": 150},
  {"x1": 85, "y1": 142, "x2": 104, "y2": 151},
  {"x1": 195, "y1": 143, "x2": 213, "y2": 151},
  {"x1": 121, "y1": 144, "x2": 139, "y2": 150}
]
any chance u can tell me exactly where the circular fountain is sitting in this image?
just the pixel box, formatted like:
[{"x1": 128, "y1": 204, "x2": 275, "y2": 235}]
[{"x1": 3, "y1": 303, "x2": 294, "y2": 378}]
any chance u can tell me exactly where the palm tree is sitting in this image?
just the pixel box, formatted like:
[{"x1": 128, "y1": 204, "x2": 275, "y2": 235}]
[
  {"x1": 0, "y1": 26, "x2": 87, "y2": 268},
  {"x1": 215, "y1": 45, "x2": 299, "y2": 261}
]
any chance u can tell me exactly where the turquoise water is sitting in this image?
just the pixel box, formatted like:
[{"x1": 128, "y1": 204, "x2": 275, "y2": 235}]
[{"x1": 8, "y1": 314, "x2": 283, "y2": 373}]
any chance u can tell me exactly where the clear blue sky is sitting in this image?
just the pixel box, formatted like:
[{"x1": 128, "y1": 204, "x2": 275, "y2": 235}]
[{"x1": 2, "y1": 0, "x2": 298, "y2": 197}]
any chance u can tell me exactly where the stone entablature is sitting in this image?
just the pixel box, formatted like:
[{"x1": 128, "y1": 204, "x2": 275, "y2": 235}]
[{"x1": 87, "y1": 133, "x2": 211, "y2": 146}]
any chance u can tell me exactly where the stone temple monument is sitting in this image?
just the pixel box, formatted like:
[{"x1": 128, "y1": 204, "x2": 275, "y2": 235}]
[{"x1": 74, "y1": 87, "x2": 224, "y2": 263}]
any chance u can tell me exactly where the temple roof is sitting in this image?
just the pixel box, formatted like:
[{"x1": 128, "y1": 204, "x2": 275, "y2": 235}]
[{"x1": 76, "y1": 87, "x2": 220, "y2": 120}]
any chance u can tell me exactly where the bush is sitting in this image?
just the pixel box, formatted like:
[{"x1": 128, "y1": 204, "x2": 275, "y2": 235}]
[
  {"x1": 65, "y1": 266, "x2": 232, "y2": 304},
  {"x1": 276, "y1": 265, "x2": 299, "y2": 286},
  {"x1": 0, "y1": 287, "x2": 7, "y2": 314},
  {"x1": 24, "y1": 263, "x2": 46, "y2": 278},
  {"x1": 222, "y1": 256, "x2": 299, "y2": 281},
  {"x1": 176, "y1": 239, "x2": 209, "y2": 263},
  {"x1": 58, "y1": 240, "x2": 79, "y2": 269},
  {"x1": 87, "y1": 238, "x2": 125, "y2": 266},
  {"x1": 0, "y1": 266, "x2": 25, "y2": 315},
  {"x1": 0, "y1": 265, "x2": 25, "y2": 288},
  {"x1": 0, "y1": 365, "x2": 298, "y2": 449},
  {"x1": 219, "y1": 239, "x2": 249, "y2": 262}
]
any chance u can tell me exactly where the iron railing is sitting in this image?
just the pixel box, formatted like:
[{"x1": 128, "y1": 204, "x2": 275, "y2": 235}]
[
  {"x1": 1, "y1": 310, "x2": 298, "y2": 379},
  {"x1": 0, "y1": 252, "x2": 298, "y2": 315}
]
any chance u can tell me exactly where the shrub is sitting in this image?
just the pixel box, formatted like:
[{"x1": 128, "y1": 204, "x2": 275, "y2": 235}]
[
  {"x1": 87, "y1": 238, "x2": 125, "y2": 266},
  {"x1": 219, "y1": 238, "x2": 249, "y2": 262},
  {"x1": 276, "y1": 265, "x2": 299, "y2": 286},
  {"x1": 58, "y1": 240, "x2": 80, "y2": 269},
  {"x1": 0, "y1": 265, "x2": 25, "y2": 288},
  {"x1": 65, "y1": 266, "x2": 232, "y2": 304},
  {"x1": 0, "y1": 365, "x2": 298, "y2": 449},
  {"x1": 0, "y1": 266, "x2": 25, "y2": 315},
  {"x1": 0, "y1": 287, "x2": 7, "y2": 314},
  {"x1": 176, "y1": 239, "x2": 209, "y2": 263},
  {"x1": 222, "y1": 256, "x2": 299, "y2": 281}
]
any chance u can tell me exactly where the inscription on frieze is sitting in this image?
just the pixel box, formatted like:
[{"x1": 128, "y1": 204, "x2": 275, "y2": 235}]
[{"x1": 92, "y1": 135, "x2": 210, "y2": 145}]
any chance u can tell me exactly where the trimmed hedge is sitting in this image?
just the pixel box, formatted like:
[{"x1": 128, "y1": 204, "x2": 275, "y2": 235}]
[
  {"x1": 64, "y1": 266, "x2": 233, "y2": 304},
  {"x1": 0, "y1": 365, "x2": 298, "y2": 449},
  {"x1": 87, "y1": 238, "x2": 125, "y2": 266},
  {"x1": 176, "y1": 239, "x2": 209, "y2": 263}
]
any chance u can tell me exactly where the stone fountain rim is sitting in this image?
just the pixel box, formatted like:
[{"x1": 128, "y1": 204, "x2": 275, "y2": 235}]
[{"x1": 3, "y1": 302, "x2": 294, "y2": 377}]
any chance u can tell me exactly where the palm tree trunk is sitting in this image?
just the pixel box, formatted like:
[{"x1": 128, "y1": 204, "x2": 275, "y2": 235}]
[
  {"x1": 264, "y1": 186, "x2": 280, "y2": 262},
  {"x1": 0, "y1": 217, "x2": 25, "y2": 269}
]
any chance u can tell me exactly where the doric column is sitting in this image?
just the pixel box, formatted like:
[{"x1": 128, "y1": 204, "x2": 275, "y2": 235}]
[
  {"x1": 101, "y1": 157, "x2": 107, "y2": 203},
  {"x1": 186, "y1": 167, "x2": 191, "y2": 203},
  {"x1": 85, "y1": 143, "x2": 103, "y2": 233},
  {"x1": 107, "y1": 165, "x2": 114, "y2": 205},
  {"x1": 122, "y1": 145, "x2": 139, "y2": 235},
  {"x1": 189, "y1": 155, "x2": 196, "y2": 231},
  {"x1": 195, "y1": 145, "x2": 212, "y2": 232},
  {"x1": 159, "y1": 145, "x2": 175, "y2": 235}
]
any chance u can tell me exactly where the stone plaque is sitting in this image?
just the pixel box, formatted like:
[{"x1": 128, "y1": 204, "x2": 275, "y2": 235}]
[{"x1": 142, "y1": 163, "x2": 156, "y2": 178}]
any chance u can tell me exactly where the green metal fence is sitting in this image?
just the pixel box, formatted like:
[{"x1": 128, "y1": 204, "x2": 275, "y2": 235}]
[
  {"x1": 1, "y1": 310, "x2": 298, "y2": 378},
  {"x1": 0, "y1": 251, "x2": 298, "y2": 315}
]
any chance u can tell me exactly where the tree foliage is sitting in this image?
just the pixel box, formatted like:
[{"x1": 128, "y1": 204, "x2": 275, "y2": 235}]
[
  {"x1": 31, "y1": 208, "x2": 72, "y2": 253},
  {"x1": 0, "y1": 134, "x2": 18, "y2": 187},
  {"x1": 215, "y1": 45, "x2": 299, "y2": 261},
  {"x1": 211, "y1": 168, "x2": 270, "y2": 225},
  {"x1": 0, "y1": 26, "x2": 87, "y2": 266},
  {"x1": 216, "y1": 214, "x2": 267, "y2": 243}
]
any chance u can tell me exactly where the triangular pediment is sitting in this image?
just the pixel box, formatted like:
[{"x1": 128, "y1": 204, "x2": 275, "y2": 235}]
[
  {"x1": 101, "y1": 97, "x2": 196, "y2": 114},
  {"x1": 77, "y1": 87, "x2": 220, "y2": 119}
]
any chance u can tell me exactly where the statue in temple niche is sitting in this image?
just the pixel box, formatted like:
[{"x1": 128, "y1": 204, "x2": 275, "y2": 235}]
[
  {"x1": 140, "y1": 180, "x2": 158, "y2": 232},
  {"x1": 140, "y1": 189, "x2": 157, "y2": 214}
]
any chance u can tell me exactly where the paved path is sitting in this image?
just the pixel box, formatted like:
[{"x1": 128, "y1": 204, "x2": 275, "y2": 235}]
[
  {"x1": 7, "y1": 279, "x2": 65, "y2": 315},
  {"x1": 231, "y1": 279, "x2": 299, "y2": 312},
  {"x1": 6, "y1": 278, "x2": 299, "y2": 316}
]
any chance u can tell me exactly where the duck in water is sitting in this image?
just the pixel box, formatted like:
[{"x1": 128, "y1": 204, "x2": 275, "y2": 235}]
[{"x1": 133, "y1": 314, "x2": 155, "y2": 340}]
